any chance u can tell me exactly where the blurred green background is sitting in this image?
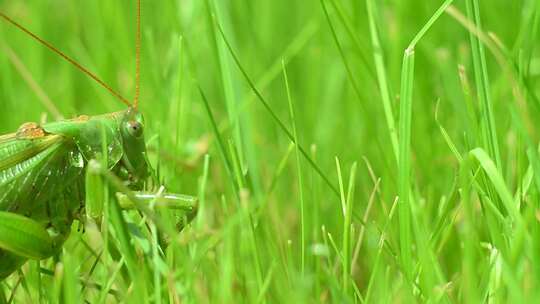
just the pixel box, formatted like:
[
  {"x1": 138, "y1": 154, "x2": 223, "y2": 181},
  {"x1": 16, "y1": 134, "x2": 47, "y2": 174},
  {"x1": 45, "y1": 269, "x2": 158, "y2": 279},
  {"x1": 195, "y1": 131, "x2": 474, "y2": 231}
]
[{"x1": 0, "y1": 0, "x2": 539, "y2": 302}]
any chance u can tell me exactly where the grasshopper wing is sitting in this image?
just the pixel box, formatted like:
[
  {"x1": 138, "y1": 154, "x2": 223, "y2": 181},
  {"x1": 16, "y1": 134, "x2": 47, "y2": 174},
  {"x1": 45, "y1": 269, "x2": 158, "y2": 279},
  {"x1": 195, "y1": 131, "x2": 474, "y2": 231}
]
[
  {"x1": 0, "y1": 132, "x2": 64, "y2": 173},
  {"x1": 0, "y1": 131, "x2": 84, "y2": 219},
  {"x1": 0, "y1": 131, "x2": 85, "y2": 279}
]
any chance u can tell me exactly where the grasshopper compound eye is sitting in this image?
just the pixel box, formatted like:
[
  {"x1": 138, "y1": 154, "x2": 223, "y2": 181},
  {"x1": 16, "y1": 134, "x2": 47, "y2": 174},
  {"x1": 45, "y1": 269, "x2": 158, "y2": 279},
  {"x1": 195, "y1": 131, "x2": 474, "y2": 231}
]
[{"x1": 126, "y1": 120, "x2": 144, "y2": 138}]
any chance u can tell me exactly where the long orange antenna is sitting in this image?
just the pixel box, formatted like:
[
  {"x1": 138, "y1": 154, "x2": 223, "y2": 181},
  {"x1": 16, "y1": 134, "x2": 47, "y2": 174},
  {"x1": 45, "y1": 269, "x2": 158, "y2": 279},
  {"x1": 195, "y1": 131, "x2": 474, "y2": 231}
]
[
  {"x1": 133, "y1": 0, "x2": 141, "y2": 109},
  {"x1": 0, "y1": 12, "x2": 132, "y2": 107}
]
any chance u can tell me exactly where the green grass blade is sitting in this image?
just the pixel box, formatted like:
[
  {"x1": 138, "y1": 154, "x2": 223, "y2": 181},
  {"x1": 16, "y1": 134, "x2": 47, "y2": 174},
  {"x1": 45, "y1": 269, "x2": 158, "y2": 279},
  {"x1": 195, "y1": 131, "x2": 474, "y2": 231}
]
[
  {"x1": 198, "y1": 85, "x2": 238, "y2": 198},
  {"x1": 397, "y1": 0, "x2": 455, "y2": 288},
  {"x1": 213, "y1": 16, "x2": 340, "y2": 198},
  {"x1": 365, "y1": 0, "x2": 399, "y2": 162},
  {"x1": 397, "y1": 48, "x2": 415, "y2": 283},
  {"x1": 465, "y1": 0, "x2": 501, "y2": 169},
  {"x1": 342, "y1": 162, "x2": 357, "y2": 296},
  {"x1": 283, "y1": 60, "x2": 306, "y2": 275},
  {"x1": 319, "y1": 0, "x2": 367, "y2": 114}
]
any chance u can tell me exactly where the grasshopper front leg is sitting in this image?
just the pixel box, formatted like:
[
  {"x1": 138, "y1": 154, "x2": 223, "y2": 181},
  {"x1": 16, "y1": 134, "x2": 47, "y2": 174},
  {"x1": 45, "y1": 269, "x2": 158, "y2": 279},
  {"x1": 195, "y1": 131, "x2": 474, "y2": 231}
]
[
  {"x1": 85, "y1": 160, "x2": 198, "y2": 230},
  {"x1": 116, "y1": 192, "x2": 198, "y2": 222},
  {"x1": 115, "y1": 192, "x2": 198, "y2": 234}
]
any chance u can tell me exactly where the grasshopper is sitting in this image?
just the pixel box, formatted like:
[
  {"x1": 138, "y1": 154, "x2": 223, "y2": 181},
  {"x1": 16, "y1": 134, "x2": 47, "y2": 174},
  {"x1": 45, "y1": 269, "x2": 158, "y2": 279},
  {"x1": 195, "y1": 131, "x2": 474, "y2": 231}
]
[{"x1": 0, "y1": 0, "x2": 197, "y2": 281}]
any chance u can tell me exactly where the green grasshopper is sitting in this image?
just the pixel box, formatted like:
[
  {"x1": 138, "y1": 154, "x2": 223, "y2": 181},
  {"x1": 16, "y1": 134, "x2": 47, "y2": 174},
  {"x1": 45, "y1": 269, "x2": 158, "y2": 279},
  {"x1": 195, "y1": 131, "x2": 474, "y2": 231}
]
[{"x1": 0, "y1": 1, "x2": 197, "y2": 280}]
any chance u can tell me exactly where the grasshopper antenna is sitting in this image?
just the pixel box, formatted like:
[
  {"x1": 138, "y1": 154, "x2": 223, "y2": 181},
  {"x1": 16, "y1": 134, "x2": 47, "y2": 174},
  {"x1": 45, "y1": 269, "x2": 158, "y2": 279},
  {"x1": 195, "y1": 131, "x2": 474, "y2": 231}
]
[
  {"x1": 133, "y1": 0, "x2": 141, "y2": 109},
  {"x1": 0, "y1": 11, "x2": 132, "y2": 107}
]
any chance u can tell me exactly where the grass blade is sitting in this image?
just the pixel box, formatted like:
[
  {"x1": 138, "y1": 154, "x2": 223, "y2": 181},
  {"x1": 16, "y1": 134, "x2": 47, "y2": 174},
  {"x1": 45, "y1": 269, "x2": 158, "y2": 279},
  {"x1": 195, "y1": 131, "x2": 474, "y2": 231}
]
[{"x1": 213, "y1": 15, "x2": 340, "y2": 198}]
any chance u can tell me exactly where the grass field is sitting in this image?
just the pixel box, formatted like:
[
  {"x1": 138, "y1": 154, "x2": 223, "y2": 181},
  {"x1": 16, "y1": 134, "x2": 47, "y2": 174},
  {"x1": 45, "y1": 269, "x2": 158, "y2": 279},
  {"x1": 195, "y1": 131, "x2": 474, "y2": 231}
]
[{"x1": 0, "y1": 0, "x2": 539, "y2": 302}]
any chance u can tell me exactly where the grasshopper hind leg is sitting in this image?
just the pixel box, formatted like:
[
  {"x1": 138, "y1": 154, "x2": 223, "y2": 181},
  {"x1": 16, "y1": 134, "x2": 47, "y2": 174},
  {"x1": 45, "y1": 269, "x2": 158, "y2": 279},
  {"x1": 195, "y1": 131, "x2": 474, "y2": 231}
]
[{"x1": 0, "y1": 211, "x2": 61, "y2": 279}]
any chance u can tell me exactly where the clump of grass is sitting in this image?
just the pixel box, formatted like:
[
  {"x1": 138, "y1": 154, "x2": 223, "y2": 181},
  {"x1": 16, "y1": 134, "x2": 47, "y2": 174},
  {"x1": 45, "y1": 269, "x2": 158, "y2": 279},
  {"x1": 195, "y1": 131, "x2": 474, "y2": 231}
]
[{"x1": 0, "y1": 0, "x2": 539, "y2": 302}]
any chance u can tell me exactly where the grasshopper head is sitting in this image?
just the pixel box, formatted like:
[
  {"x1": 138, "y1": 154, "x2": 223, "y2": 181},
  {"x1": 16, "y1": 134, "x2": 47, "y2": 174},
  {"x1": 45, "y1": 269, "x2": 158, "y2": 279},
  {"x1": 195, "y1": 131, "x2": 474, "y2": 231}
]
[{"x1": 119, "y1": 107, "x2": 151, "y2": 189}]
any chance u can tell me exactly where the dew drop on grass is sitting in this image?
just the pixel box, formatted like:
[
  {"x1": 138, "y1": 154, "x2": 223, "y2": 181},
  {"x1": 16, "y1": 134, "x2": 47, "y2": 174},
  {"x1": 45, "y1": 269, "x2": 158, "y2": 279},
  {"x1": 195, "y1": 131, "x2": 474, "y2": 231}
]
[{"x1": 69, "y1": 151, "x2": 84, "y2": 168}]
